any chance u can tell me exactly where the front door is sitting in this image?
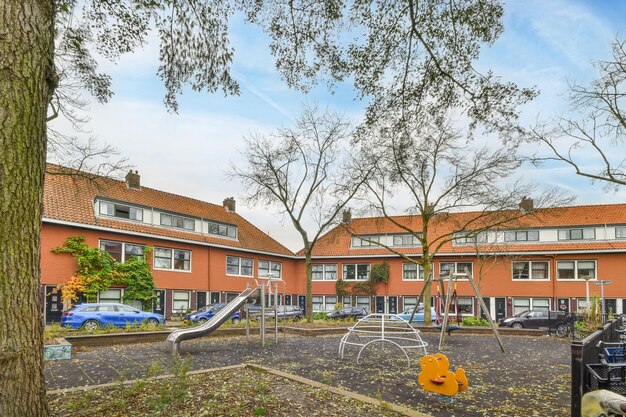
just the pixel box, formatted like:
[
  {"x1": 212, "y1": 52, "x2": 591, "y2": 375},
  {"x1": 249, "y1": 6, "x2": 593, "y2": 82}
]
[
  {"x1": 210, "y1": 292, "x2": 221, "y2": 304},
  {"x1": 298, "y1": 295, "x2": 306, "y2": 314},
  {"x1": 375, "y1": 296, "x2": 385, "y2": 314},
  {"x1": 197, "y1": 291, "x2": 208, "y2": 310},
  {"x1": 45, "y1": 285, "x2": 63, "y2": 324},
  {"x1": 495, "y1": 297, "x2": 506, "y2": 321},
  {"x1": 387, "y1": 296, "x2": 398, "y2": 314},
  {"x1": 557, "y1": 298, "x2": 570, "y2": 313},
  {"x1": 152, "y1": 290, "x2": 165, "y2": 316},
  {"x1": 284, "y1": 294, "x2": 292, "y2": 306}
]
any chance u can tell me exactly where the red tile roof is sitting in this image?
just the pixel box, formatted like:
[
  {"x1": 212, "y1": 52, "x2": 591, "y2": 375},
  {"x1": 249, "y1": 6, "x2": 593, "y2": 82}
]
[
  {"x1": 306, "y1": 205, "x2": 626, "y2": 257},
  {"x1": 43, "y1": 164, "x2": 294, "y2": 256}
]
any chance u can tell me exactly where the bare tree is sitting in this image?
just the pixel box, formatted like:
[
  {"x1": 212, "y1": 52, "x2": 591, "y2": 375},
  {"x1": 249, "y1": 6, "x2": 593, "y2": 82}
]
[
  {"x1": 229, "y1": 106, "x2": 371, "y2": 320},
  {"x1": 531, "y1": 38, "x2": 626, "y2": 189},
  {"x1": 349, "y1": 113, "x2": 568, "y2": 326}
]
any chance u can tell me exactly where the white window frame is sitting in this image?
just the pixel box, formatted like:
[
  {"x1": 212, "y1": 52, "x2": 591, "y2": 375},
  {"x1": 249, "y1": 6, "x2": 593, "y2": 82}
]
[
  {"x1": 557, "y1": 228, "x2": 596, "y2": 241},
  {"x1": 504, "y1": 230, "x2": 540, "y2": 242},
  {"x1": 439, "y1": 262, "x2": 473, "y2": 280},
  {"x1": 402, "y1": 263, "x2": 424, "y2": 281},
  {"x1": 454, "y1": 232, "x2": 487, "y2": 245},
  {"x1": 356, "y1": 296, "x2": 371, "y2": 312},
  {"x1": 98, "y1": 200, "x2": 143, "y2": 222},
  {"x1": 172, "y1": 290, "x2": 191, "y2": 313},
  {"x1": 153, "y1": 247, "x2": 192, "y2": 272},
  {"x1": 98, "y1": 288, "x2": 123, "y2": 303},
  {"x1": 226, "y1": 256, "x2": 254, "y2": 277},
  {"x1": 258, "y1": 260, "x2": 282, "y2": 279},
  {"x1": 403, "y1": 296, "x2": 419, "y2": 310},
  {"x1": 160, "y1": 213, "x2": 195, "y2": 231},
  {"x1": 616, "y1": 227, "x2": 626, "y2": 239},
  {"x1": 512, "y1": 297, "x2": 550, "y2": 315},
  {"x1": 449, "y1": 296, "x2": 474, "y2": 316},
  {"x1": 511, "y1": 260, "x2": 550, "y2": 281},
  {"x1": 351, "y1": 235, "x2": 380, "y2": 248},
  {"x1": 312, "y1": 264, "x2": 338, "y2": 281},
  {"x1": 392, "y1": 234, "x2": 420, "y2": 247},
  {"x1": 99, "y1": 240, "x2": 146, "y2": 263},
  {"x1": 207, "y1": 221, "x2": 238, "y2": 239},
  {"x1": 342, "y1": 264, "x2": 371, "y2": 281},
  {"x1": 556, "y1": 260, "x2": 597, "y2": 281}
]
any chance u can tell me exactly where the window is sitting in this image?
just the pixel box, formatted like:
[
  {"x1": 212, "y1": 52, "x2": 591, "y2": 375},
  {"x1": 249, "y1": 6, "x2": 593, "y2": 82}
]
[
  {"x1": 312, "y1": 264, "x2": 338, "y2": 281},
  {"x1": 504, "y1": 230, "x2": 540, "y2": 242},
  {"x1": 616, "y1": 227, "x2": 626, "y2": 238},
  {"x1": 439, "y1": 262, "x2": 473, "y2": 278},
  {"x1": 577, "y1": 299, "x2": 590, "y2": 313},
  {"x1": 207, "y1": 221, "x2": 237, "y2": 238},
  {"x1": 392, "y1": 234, "x2": 420, "y2": 246},
  {"x1": 160, "y1": 213, "x2": 195, "y2": 231},
  {"x1": 403, "y1": 296, "x2": 419, "y2": 310},
  {"x1": 325, "y1": 296, "x2": 337, "y2": 312},
  {"x1": 402, "y1": 263, "x2": 424, "y2": 280},
  {"x1": 351, "y1": 235, "x2": 380, "y2": 247},
  {"x1": 99, "y1": 288, "x2": 122, "y2": 303},
  {"x1": 558, "y1": 228, "x2": 595, "y2": 241},
  {"x1": 226, "y1": 256, "x2": 253, "y2": 276},
  {"x1": 343, "y1": 264, "x2": 370, "y2": 280},
  {"x1": 356, "y1": 296, "x2": 370, "y2": 312},
  {"x1": 557, "y1": 260, "x2": 596, "y2": 280},
  {"x1": 513, "y1": 298, "x2": 530, "y2": 315},
  {"x1": 153, "y1": 247, "x2": 191, "y2": 271},
  {"x1": 512, "y1": 261, "x2": 549, "y2": 280},
  {"x1": 172, "y1": 291, "x2": 190, "y2": 312},
  {"x1": 100, "y1": 240, "x2": 145, "y2": 263},
  {"x1": 449, "y1": 297, "x2": 473, "y2": 315},
  {"x1": 532, "y1": 298, "x2": 550, "y2": 311},
  {"x1": 454, "y1": 232, "x2": 487, "y2": 245},
  {"x1": 312, "y1": 296, "x2": 324, "y2": 312},
  {"x1": 99, "y1": 201, "x2": 143, "y2": 221},
  {"x1": 343, "y1": 296, "x2": 352, "y2": 307},
  {"x1": 258, "y1": 260, "x2": 282, "y2": 279}
]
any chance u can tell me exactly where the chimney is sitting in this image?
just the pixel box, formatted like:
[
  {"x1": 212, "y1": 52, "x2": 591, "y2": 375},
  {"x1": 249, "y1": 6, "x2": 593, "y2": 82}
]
[
  {"x1": 342, "y1": 209, "x2": 352, "y2": 224},
  {"x1": 125, "y1": 170, "x2": 141, "y2": 190},
  {"x1": 519, "y1": 197, "x2": 534, "y2": 213},
  {"x1": 223, "y1": 197, "x2": 236, "y2": 213}
]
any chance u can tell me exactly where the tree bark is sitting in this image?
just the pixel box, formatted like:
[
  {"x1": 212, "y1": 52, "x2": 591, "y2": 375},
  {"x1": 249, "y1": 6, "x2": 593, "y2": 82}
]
[
  {"x1": 305, "y1": 250, "x2": 313, "y2": 322},
  {"x1": 0, "y1": 1, "x2": 54, "y2": 416}
]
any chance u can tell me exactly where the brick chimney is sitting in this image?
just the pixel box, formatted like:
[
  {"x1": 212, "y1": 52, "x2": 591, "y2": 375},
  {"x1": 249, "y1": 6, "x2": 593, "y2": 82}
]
[
  {"x1": 223, "y1": 197, "x2": 236, "y2": 213},
  {"x1": 342, "y1": 209, "x2": 352, "y2": 224},
  {"x1": 125, "y1": 170, "x2": 141, "y2": 190},
  {"x1": 519, "y1": 197, "x2": 534, "y2": 213}
]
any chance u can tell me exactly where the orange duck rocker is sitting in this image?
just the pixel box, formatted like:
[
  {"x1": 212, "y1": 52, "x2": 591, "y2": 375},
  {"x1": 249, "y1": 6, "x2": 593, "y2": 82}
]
[{"x1": 418, "y1": 353, "x2": 468, "y2": 397}]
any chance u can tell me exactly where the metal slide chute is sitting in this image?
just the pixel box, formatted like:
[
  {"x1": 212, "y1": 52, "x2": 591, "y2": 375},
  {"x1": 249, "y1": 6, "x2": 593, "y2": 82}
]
[{"x1": 165, "y1": 286, "x2": 260, "y2": 353}]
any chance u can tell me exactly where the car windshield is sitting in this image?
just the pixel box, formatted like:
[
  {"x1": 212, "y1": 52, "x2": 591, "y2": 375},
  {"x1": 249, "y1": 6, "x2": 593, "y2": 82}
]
[
  {"x1": 403, "y1": 306, "x2": 423, "y2": 314},
  {"x1": 196, "y1": 305, "x2": 211, "y2": 313},
  {"x1": 514, "y1": 310, "x2": 531, "y2": 318}
]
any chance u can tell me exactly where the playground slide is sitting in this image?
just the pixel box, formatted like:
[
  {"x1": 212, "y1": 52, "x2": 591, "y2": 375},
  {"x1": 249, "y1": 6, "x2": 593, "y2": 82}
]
[{"x1": 165, "y1": 286, "x2": 260, "y2": 353}]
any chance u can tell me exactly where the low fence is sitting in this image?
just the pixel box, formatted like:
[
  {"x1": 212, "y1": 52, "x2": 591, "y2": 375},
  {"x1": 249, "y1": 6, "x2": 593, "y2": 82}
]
[{"x1": 571, "y1": 317, "x2": 623, "y2": 417}]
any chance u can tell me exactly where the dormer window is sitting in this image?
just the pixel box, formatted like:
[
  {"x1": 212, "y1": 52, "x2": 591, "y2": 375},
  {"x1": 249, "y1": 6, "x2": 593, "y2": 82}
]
[
  {"x1": 161, "y1": 213, "x2": 195, "y2": 231},
  {"x1": 99, "y1": 201, "x2": 143, "y2": 221},
  {"x1": 454, "y1": 232, "x2": 487, "y2": 245},
  {"x1": 504, "y1": 230, "x2": 539, "y2": 242},
  {"x1": 616, "y1": 227, "x2": 626, "y2": 238},
  {"x1": 351, "y1": 235, "x2": 380, "y2": 247},
  {"x1": 392, "y1": 234, "x2": 420, "y2": 246},
  {"x1": 208, "y1": 221, "x2": 237, "y2": 238},
  {"x1": 558, "y1": 228, "x2": 595, "y2": 241}
]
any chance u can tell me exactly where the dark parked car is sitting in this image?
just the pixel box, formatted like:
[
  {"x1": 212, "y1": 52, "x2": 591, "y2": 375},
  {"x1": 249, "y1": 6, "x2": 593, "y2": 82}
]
[
  {"x1": 499, "y1": 310, "x2": 569, "y2": 331},
  {"x1": 184, "y1": 303, "x2": 241, "y2": 324},
  {"x1": 61, "y1": 303, "x2": 165, "y2": 332},
  {"x1": 249, "y1": 305, "x2": 303, "y2": 321},
  {"x1": 327, "y1": 306, "x2": 368, "y2": 320}
]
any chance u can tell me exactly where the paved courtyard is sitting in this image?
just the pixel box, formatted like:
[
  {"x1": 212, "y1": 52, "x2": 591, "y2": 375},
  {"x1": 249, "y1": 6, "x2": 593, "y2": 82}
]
[{"x1": 45, "y1": 333, "x2": 571, "y2": 417}]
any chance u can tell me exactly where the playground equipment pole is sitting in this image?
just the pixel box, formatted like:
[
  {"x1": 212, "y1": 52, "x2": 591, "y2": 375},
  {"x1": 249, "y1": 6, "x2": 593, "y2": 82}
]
[
  {"x1": 438, "y1": 272, "x2": 454, "y2": 351},
  {"x1": 274, "y1": 282, "x2": 279, "y2": 342},
  {"x1": 408, "y1": 275, "x2": 433, "y2": 323},
  {"x1": 260, "y1": 282, "x2": 266, "y2": 347},
  {"x1": 245, "y1": 304, "x2": 250, "y2": 339}
]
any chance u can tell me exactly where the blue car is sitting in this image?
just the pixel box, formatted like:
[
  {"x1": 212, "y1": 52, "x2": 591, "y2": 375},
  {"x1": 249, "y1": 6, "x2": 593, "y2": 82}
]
[
  {"x1": 61, "y1": 303, "x2": 165, "y2": 332},
  {"x1": 184, "y1": 303, "x2": 241, "y2": 324},
  {"x1": 393, "y1": 306, "x2": 437, "y2": 324}
]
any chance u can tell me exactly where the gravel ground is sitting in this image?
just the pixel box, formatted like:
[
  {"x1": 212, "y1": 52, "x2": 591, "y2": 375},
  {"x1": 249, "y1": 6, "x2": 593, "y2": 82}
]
[{"x1": 46, "y1": 332, "x2": 571, "y2": 417}]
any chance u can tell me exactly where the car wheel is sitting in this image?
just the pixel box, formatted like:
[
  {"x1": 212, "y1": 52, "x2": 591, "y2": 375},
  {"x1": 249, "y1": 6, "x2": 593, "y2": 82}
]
[
  {"x1": 556, "y1": 324, "x2": 569, "y2": 338},
  {"x1": 82, "y1": 320, "x2": 100, "y2": 332},
  {"x1": 231, "y1": 317, "x2": 241, "y2": 324},
  {"x1": 145, "y1": 318, "x2": 160, "y2": 327},
  {"x1": 511, "y1": 322, "x2": 523, "y2": 329},
  {"x1": 198, "y1": 318, "x2": 208, "y2": 324}
]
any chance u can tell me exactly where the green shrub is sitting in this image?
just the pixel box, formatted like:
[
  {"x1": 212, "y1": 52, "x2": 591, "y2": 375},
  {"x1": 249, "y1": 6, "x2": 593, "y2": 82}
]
[
  {"x1": 312, "y1": 312, "x2": 328, "y2": 320},
  {"x1": 461, "y1": 316, "x2": 489, "y2": 327}
]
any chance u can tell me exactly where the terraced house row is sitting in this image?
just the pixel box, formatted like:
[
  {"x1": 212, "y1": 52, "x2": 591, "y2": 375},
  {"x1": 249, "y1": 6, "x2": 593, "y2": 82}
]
[{"x1": 41, "y1": 165, "x2": 626, "y2": 323}]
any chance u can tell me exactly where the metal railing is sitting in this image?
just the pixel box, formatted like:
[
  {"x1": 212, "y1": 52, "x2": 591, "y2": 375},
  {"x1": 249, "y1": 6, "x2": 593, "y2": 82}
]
[{"x1": 571, "y1": 316, "x2": 623, "y2": 417}]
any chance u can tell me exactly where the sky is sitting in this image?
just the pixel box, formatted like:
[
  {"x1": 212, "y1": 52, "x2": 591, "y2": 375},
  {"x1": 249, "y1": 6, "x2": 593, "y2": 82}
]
[{"x1": 49, "y1": 0, "x2": 626, "y2": 251}]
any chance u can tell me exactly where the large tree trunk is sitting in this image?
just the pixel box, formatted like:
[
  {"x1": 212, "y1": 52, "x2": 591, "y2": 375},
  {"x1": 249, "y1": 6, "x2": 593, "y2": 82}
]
[
  {"x1": 305, "y1": 250, "x2": 313, "y2": 322},
  {"x1": 0, "y1": 1, "x2": 54, "y2": 416}
]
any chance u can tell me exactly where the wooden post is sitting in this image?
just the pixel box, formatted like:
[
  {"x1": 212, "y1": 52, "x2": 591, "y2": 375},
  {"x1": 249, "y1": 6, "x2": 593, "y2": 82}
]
[
  {"x1": 466, "y1": 274, "x2": 506, "y2": 353},
  {"x1": 438, "y1": 273, "x2": 454, "y2": 351}
]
